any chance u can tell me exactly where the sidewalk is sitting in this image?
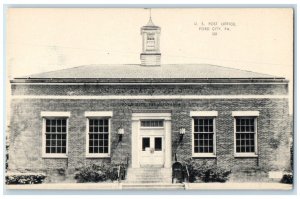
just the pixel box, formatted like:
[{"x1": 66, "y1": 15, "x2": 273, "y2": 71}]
[
  {"x1": 6, "y1": 182, "x2": 293, "y2": 190},
  {"x1": 185, "y1": 182, "x2": 292, "y2": 190}
]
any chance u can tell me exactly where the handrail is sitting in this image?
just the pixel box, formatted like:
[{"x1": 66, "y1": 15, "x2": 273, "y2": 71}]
[
  {"x1": 185, "y1": 165, "x2": 190, "y2": 182},
  {"x1": 117, "y1": 165, "x2": 121, "y2": 182},
  {"x1": 117, "y1": 154, "x2": 129, "y2": 182}
]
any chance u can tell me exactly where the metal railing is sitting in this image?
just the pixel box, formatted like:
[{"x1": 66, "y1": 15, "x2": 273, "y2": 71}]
[
  {"x1": 117, "y1": 165, "x2": 121, "y2": 182},
  {"x1": 185, "y1": 165, "x2": 190, "y2": 182},
  {"x1": 117, "y1": 154, "x2": 129, "y2": 182},
  {"x1": 172, "y1": 153, "x2": 190, "y2": 183}
]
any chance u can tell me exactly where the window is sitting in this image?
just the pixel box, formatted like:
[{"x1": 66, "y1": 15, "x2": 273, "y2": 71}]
[
  {"x1": 141, "y1": 120, "x2": 164, "y2": 127},
  {"x1": 85, "y1": 111, "x2": 113, "y2": 157},
  {"x1": 193, "y1": 118, "x2": 215, "y2": 156},
  {"x1": 142, "y1": 137, "x2": 162, "y2": 151},
  {"x1": 232, "y1": 111, "x2": 259, "y2": 157},
  {"x1": 190, "y1": 111, "x2": 218, "y2": 157},
  {"x1": 147, "y1": 34, "x2": 155, "y2": 40},
  {"x1": 235, "y1": 117, "x2": 257, "y2": 156},
  {"x1": 45, "y1": 119, "x2": 67, "y2": 154},
  {"x1": 146, "y1": 34, "x2": 155, "y2": 51},
  {"x1": 142, "y1": 137, "x2": 150, "y2": 151},
  {"x1": 41, "y1": 111, "x2": 70, "y2": 158},
  {"x1": 88, "y1": 118, "x2": 110, "y2": 155},
  {"x1": 155, "y1": 137, "x2": 162, "y2": 151}
]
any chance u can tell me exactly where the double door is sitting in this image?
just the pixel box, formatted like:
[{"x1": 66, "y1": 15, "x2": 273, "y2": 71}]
[{"x1": 140, "y1": 135, "x2": 164, "y2": 167}]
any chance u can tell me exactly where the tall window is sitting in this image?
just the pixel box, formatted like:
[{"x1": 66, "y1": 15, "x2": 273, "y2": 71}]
[
  {"x1": 41, "y1": 112, "x2": 70, "y2": 158},
  {"x1": 87, "y1": 118, "x2": 110, "y2": 155},
  {"x1": 235, "y1": 117, "x2": 257, "y2": 154},
  {"x1": 193, "y1": 118, "x2": 215, "y2": 156},
  {"x1": 44, "y1": 118, "x2": 68, "y2": 156}
]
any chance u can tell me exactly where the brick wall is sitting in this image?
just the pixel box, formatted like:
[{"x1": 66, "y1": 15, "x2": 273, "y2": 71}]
[
  {"x1": 8, "y1": 83, "x2": 291, "y2": 181},
  {"x1": 11, "y1": 84, "x2": 288, "y2": 96}
]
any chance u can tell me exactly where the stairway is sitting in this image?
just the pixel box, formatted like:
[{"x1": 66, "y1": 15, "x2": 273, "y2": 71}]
[
  {"x1": 125, "y1": 167, "x2": 172, "y2": 184},
  {"x1": 122, "y1": 183, "x2": 185, "y2": 190}
]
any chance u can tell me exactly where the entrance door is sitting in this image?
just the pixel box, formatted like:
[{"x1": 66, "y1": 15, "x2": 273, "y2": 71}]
[
  {"x1": 140, "y1": 136, "x2": 164, "y2": 167},
  {"x1": 131, "y1": 113, "x2": 171, "y2": 169}
]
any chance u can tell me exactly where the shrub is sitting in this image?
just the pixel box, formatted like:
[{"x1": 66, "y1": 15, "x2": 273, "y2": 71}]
[
  {"x1": 280, "y1": 174, "x2": 293, "y2": 184},
  {"x1": 183, "y1": 159, "x2": 231, "y2": 183},
  {"x1": 74, "y1": 163, "x2": 123, "y2": 183},
  {"x1": 6, "y1": 173, "x2": 46, "y2": 184},
  {"x1": 6, "y1": 135, "x2": 9, "y2": 171}
]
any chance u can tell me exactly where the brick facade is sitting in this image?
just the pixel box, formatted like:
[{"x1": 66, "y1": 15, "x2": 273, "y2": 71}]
[
  {"x1": 11, "y1": 83, "x2": 288, "y2": 96},
  {"x1": 8, "y1": 82, "x2": 291, "y2": 182}
]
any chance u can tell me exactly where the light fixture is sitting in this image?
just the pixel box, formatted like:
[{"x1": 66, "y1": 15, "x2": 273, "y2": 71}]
[
  {"x1": 179, "y1": 127, "x2": 185, "y2": 141},
  {"x1": 118, "y1": 128, "x2": 124, "y2": 142}
]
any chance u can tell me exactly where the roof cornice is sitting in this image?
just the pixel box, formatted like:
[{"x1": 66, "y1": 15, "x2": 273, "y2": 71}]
[{"x1": 10, "y1": 77, "x2": 289, "y2": 84}]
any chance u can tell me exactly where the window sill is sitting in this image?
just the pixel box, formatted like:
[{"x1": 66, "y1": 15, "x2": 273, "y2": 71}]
[
  {"x1": 42, "y1": 154, "x2": 68, "y2": 159},
  {"x1": 86, "y1": 154, "x2": 111, "y2": 158},
  {"x1": 192, "y1": 154, "x2": 216, "y2": 158},
  {"x1": 234, "y1": 153, "x2": 258, "y2": 158}
]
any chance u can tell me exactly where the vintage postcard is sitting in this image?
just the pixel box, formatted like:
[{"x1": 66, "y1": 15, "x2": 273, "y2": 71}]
[{"x1": 5, "y1": 7, "x2": 294, "y2": 190}]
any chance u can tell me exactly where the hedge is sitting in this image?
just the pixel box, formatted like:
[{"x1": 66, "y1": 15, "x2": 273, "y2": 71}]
[{"x1": 6, "y1": 173, "x2": 46, "y2": 184}]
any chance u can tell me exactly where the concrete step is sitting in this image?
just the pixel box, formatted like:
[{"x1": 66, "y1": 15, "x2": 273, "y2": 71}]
[
  {"x1": 122, "y1": 183, "x2": 185, "y2": 190},
  {"x1": 127, "y1": 176, "x2": 171, "y2": 178},
  {"x1": 126, "y1": 167, "x2": 172, "y2": 183},
  {"x1": 126, "y1": 168, "x2": 171, "y2": 172},
  {"x1": 128, "y1": 178, "x2": 171, "y2": 182},
  {"x1": 126, "y1": 179, "x2": 172, "y2": 183},
  {"x1": 128, "y1": 177, "x2": 171, "y2": 180}
]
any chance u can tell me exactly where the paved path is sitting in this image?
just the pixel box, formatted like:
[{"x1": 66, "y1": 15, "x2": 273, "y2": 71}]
[
  {"x1": 6, "y1": 182, "x2": 293, "y2": 190},
  {"x1": 185, "y1": 182, "x2": 292, "y2": 190}
]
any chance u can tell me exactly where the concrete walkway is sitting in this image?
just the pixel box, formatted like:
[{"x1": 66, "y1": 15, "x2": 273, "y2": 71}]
[
  {"x1": 6, "y1": 182, "x2": 293, "y2": 190},
  {"x1": 185, "y1": 182, "x2": 292, "y2": 190}
]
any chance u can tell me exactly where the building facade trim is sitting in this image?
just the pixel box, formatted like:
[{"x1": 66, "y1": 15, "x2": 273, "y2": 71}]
[
  {"x1": 40, "y1": 111, "x2": 70, "y2": 117},
  {"x1": 84, "y1": 111, "x2": 113, "y2": 117},
  {"x1": 232, "y1": 111, "x2": 260, "y2": 117},
  {"x1": 190, "y1": 111, "x2": 218, "y2": 117},
  {"x1": 13, "y1": 95, "x2": 288, "y2": 100},
  {"x1": 11, "y1": 82, "x2": 288, "y2": 85}
]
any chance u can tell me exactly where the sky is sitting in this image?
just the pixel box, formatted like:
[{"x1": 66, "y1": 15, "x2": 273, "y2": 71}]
[
  {"x1": 6, "y1": 8, "x2": 293, "y2": 78},
  {"x1": 6, "y1": 8, "x2": 293, "y2": 112}
]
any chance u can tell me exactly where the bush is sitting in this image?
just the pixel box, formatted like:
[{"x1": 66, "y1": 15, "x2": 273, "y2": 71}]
[
  {"x1": 74, "y1": 163, "x2": 124, "y2": 183},
  {"x1": 280, "y1": 174, "x2": 293, "y2": 184},
  {"x1": 6, "y1": 173, "x2": 46, "y2": 184},
  {"x1": 183, "y1": 159, "x2": 231, "y2": 183}
]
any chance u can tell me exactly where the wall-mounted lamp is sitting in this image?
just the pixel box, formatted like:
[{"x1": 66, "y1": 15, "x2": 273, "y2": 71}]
[
  {"x1": 179, "y1": 127, "x2": 186, "y2": 141},
  {"x1": 118, "y1": 128, "x2": 124, "y2": 142}
]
